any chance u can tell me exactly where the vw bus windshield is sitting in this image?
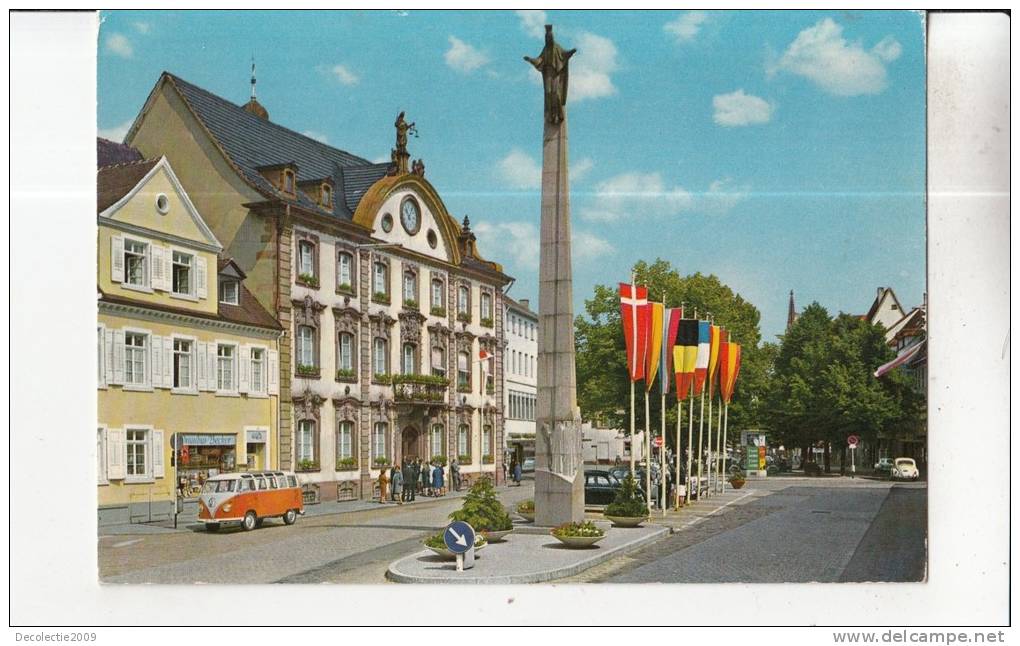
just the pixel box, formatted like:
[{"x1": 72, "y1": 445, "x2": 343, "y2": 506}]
[{"x1": 201, "y1": 480, "x2": 237, "y2": 494}]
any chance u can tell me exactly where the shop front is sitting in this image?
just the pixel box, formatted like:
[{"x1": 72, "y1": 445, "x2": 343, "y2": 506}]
[
  {"x1": 174, "y1": 433, "x2": 238, "y2": 497},
  {"x1": 245, "y1": 427, "x2": 270, "y2": 471}
]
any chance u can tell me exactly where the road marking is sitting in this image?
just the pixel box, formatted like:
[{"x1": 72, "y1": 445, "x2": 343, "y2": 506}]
[
  {"x1": 678, "y1": 490, "x2": 756, "y2": 529},
  {"x1": 111, "y1": 539, "x2": 143, "y2": 548}
]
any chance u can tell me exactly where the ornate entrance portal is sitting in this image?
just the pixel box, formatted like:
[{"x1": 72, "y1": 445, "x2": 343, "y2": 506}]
[{"x1": 401, "y1": 426, "x2": 422, "y2": 462}]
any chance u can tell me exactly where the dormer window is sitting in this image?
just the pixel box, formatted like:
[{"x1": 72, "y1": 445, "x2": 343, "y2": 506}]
[
  {"x1": 283, "y1": 169, "x2": 296, "y2": 194},
  {"x1": 219, "y1": 279, "x2": 239, "y2": 305},
  {"x1": 321, "y1": 184, "x2": 332, "y2": 208}
]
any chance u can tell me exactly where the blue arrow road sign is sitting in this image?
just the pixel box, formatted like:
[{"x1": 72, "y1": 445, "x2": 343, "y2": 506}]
[{"x1": 444, "y1": 521, "x2": 475, "y2": 554}]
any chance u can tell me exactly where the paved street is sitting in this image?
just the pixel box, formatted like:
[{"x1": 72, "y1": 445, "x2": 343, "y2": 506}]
[
  {"x1": 560, "y1": 477, "x2": 927, "y2": 583},
  {"x1": 99, "y1": 475, "x2": 925, "y2": 584},
  {"x1": 99, "y1": 482, "x2": 536, "y2": 584}
]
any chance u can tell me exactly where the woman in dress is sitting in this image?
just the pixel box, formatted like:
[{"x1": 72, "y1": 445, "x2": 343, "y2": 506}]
[
  {"x1": 432, "y1": 462, "x2": 445, "y2": 496},
  {"x1": 513, "y1": 460, "x2": 522, "y2": 487},
  {"x1": 391, "y1": 465, "x2": 404, "y2": 506},
  {"x1": 421, "y1": 459, "x2": 431, "y2": 497},
  {"x1": 377, "y1": 467, "x2": 389, "y2": 503}
]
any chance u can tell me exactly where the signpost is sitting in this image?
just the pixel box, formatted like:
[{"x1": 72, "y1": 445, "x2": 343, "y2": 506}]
[
  {"x1": 444, "y1": 520, "x2": 476, "y2": 571},
  {"x1": 847, "y1": 435, "x2": 859, "y2": 478}
]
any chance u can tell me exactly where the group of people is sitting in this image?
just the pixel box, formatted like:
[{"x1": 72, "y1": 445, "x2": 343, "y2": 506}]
[{"x1": 377, "y1": 458, "x2": 463, "y2": 504}]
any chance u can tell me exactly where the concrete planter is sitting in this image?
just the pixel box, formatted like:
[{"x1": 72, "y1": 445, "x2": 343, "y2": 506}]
[
  {"x1": 480, "y1": 529, "x2": 512, "y2": 542},
  {"x1": 604, "y1": 514, "x2": 647, "y2": 528},
  {"x1": 516, "y1": 510, "x2": 535, "y2": 522},
  {"x1": 730, "y1": 480, "x2": 746, "y2": 490},
  {"x1": 425, "y1": 539, "x2": 487, "y2": 559},
  {"x1": 551, "y1": 534, "x2": 605, "y2": 549}
]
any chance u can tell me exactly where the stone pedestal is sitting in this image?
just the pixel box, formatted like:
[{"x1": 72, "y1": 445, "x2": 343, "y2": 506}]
[{"x1": 534, "y1": 113, "x2": 585, "y2": 528}]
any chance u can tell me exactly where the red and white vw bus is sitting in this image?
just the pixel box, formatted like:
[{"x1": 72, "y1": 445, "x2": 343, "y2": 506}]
[{"x1": 197, "y1": 471, "x2": 304, "y2": 531}]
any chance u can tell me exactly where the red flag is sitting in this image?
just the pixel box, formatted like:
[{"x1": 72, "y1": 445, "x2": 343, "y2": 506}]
[
  {"x1": 720, "y1": 342, "x2": 742, "y2": 404},
  {"x1": 619, "y1": 283, "x2": 650, "y2": 382}
]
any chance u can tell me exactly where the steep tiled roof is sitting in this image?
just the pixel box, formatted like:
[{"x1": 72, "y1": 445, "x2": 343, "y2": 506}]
[
  {"x1": 98, "y1": 286, "x2": 281, "y2": 331},
  {"x1": 98, "y1": 137, "x2": 143, "y2": 167},
  {"x1": 165, "y1": 73, "x2": 389, "y2": 220},
  {"x1": 97, "y1": 158, "x2": 159, "y2": 213}
]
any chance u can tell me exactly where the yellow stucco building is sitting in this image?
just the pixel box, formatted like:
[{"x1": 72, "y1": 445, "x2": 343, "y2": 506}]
[{"x1": 97, "y1": 151, "x2": 282, "y2": 525}]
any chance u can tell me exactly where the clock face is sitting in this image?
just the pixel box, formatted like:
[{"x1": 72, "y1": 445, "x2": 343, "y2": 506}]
[{"x1": 401, "y1": 199, "x2": 421, "y2": 235}]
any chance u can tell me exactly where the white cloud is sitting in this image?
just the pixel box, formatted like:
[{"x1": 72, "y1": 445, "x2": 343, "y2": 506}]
[
  {"x1": 769, "y1": 18, "x2": 902, "y2": 96},
  {"x1": 581, "y1": 172, "x2": 693, "y2": 222},
  {"x1": 496, "y1": 149, "x2": 541, "y2": 189},
  {"x1": 664, "y1": 11, "x2": 708, "y2": 44},
  {"x1": 331, "y1": 64, "x2": 360, "y2": 86},
  {"x1": 444, "y1": 36, "x2": 490, "y2": 74},
  {"x1": 516, "y1": 10, "x2": 546, "y2": 38},
  {"x1": 302, "y1": 130, "x2": 329, "y2": 144},
  {"x1": 712, "y1": 90, "x2": 774, "y2": 126},
  {"x1": 573, "y1": 231, "x2": 615, "y2": 262},
  {"x1": 580, "y1": 172, "x2": 747, "y2": 221},
  {"x1": 98, "y1": 119, "x2": 133, "y2": 143},
  {"x1": 372, "y1": 155, "x2": 391, "y2": 164},
  {"x1": 472, "y1": 221, "x2": 540, "y2": 270},
  {"x1": 105, "y1": 32, "x2": 133, "y2": 58},
  {"x1": 132, "y1": 21, "x2": 151, "y2": 34},
  {"x1": 569, "y1": 32, "x2": 620, "y2": 101},
  {"x1": 496, "y1": 150, "x2": 596, "y2": 189},
  {"x1": 571, "y1": 157, "x2": 595, "y2": 183}
]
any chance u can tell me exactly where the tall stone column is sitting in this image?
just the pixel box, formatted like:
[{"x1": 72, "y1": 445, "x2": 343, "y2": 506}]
[{"x1": 526, "y1": 25, "x2": 584, "y2": 526}]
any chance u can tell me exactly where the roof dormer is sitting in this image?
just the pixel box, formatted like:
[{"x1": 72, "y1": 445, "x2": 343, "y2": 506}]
[
  {"x1": 298, "y1": 177, "x2": 335, "y2": 210},
  {"x1": 256, "y1": 162, "x2": 299, "y2": 196}
]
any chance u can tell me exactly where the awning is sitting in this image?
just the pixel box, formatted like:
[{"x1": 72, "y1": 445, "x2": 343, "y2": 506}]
[{"x1": 874, "y1": 340, "x2": 926, "y2": 378}]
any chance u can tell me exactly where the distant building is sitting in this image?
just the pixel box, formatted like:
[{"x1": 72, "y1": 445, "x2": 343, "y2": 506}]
[
  {"x1": 786, "y1": 289, "x2": 798, "y2": 332},
  {"x1": 864, "y1": 286, "x2": 907, "y2": 331},
  {"x1": 503, "y1": 297, "x2": 537, "y2": 464},
  {"x1": 581, "y1": 423, "x2": 645, "y2": 465}
]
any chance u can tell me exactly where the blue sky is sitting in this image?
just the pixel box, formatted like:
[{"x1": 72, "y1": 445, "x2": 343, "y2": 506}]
[{"x1": 98, "y1": 10, "x2": 926, "y2": 342}]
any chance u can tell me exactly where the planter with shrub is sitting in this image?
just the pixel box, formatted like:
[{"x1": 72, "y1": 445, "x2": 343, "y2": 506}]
[
  {"x1": 515, "y1": 499, "x2": 535, "y2": 522},
  {"x1": 336, "y1": 457, "x2": 358, "y2": 471},
  {"x1": 448, "y1": 478, "x2": 514, "y2": 541},
  {"x1": 297, "y1": 459, "x2": 319, "y2": 472},
  {"x1": 423, "y1": 532, "x2": 487, "y2": 559},
  {"x1": 604, "y1": 472, "x2": 649, "y2": 527},
  {"x1": 430, "y1": 306, "x2": 446, "y2": 317},
  {"x1": 297, "y1": 273, "x2": 319, "y2": 288},
  {"x1": 551, "y1": 521, "x2": 606, "y2": 548}
]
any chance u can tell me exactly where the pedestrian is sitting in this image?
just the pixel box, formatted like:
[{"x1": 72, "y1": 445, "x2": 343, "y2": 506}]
[
  {"x1": 433, "y1": 461, "x2": 445, "y2": 496},
  {"x1": 450, "y1": 459, "x2": 460, "y2": 492},
  {"x1": 421, "y1": 458, "x2": 431, "y2": 497},
  {"x1": 614, "y1": 455, "x2": 621, "y2": 467},
  {"x1": 410, "y1": 458, "x2": 421, "y2": 502},
  {"x1": 377, "y1": 467, "x2": 389, "y2": 504},
  {"x1": 391, "y1": 464, "x2": 404, "y2": 506},
  {"x1": 502, "y1": 458, "x2": 508, "y2": 484},
  {"x1": 513, "y1": 460, "x2": 522, "y2": 486},
  {"x1": 389, "y1": 464, "x2": 399, "y2": 502}
]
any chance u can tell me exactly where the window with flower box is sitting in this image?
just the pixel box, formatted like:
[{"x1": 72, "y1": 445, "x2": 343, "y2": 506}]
[
  {"x1": 336, "y1": 250, "x2": 355, "y2": 294},
  {"x1": 430, "y1": 277, "x2": 445, "y2": 316},
  {"x1": 296, "y1": 239, "x2": 318, "y2": 287},
  {"x1": 372, "y1": 260, "x2": 389, "y2": 303}
]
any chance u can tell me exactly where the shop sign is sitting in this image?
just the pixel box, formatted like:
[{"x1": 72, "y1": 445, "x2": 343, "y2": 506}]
[
  {"x1": 246, "y1": 429, "x2": 267, "y2": 443},
  {"x1": 180, "y1": 434, "x2": 235, "y2": 446}
]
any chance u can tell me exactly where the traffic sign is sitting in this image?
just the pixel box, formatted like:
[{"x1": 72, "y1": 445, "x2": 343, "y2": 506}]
[
  {"x1": 444, "y1": 521, "x2": 476, "y2": 555},
  {"x1": 847, "y1": 435, "x2": 859, "y2": 447},
  {"x1": 654, "y1": 436, "x2": 663, "y2": 448}
]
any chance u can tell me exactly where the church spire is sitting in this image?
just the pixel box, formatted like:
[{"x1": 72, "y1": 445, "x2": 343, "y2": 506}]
[
  {"x1": 250, "y1": 55, "x2": 257, "y2": 100},
  {"x1": 786, "y1": 289, "x2": 797, "y2": 332},
  {"x1": 243, "y1": 55, "x2": 269, "y2": 120}
]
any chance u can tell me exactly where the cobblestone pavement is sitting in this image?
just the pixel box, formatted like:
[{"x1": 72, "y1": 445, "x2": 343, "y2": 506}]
[
  {"x1": 556, "y1": 478, "x2": 927, "y2": 583},
  {"x1": 99, "y1": 483, "x2": 536, "y2": 584}
]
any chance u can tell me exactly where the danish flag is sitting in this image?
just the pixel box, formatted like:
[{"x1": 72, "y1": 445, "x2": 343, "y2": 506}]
[{"x1": 619, "y1": 282, "x2": 650, "y2": 382}]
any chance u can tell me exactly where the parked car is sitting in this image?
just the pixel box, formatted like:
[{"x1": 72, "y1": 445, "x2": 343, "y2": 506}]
[
  {"x1": 874, "y1": 457, "x2": 895, "y2": 475},
  {"x1": 521, "y1": 457, "x2": 535, "y2": 473},
  {"x1": 890, "y1": 457, "x2": 919, "y2": 481},
  {"x1": 584, "y1": 470, "x2": 624, "y2": 505},
  {"x1": 198, "y1": 471, "x2": 303, "y2": 531}
]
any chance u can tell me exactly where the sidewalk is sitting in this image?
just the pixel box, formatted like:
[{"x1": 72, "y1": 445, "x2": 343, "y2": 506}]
[{"x1": 98, "y1": 483, "x2": 491, "y2": 536}]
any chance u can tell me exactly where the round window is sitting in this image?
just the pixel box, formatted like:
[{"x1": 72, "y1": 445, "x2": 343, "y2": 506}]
[
  {"x1": 156, "y1": 194, "x2": 170, "y2": 214},
  {"x1": 427, "y1": 229, "x2": 438, "y2": 249},
  {"x1": 381, "y1": 213, "x2": 394, "y2": 233}
]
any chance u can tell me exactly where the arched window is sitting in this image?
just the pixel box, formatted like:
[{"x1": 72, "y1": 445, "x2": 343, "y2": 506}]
[
  {"x1": 431, "y1": 278, "x2": 444, "y2": 311},
  {"x1": 457, "y1": 351, "x2": 470, "y2": 389},
  {"x1": 458, "y1": 424, "x2": 469, "y2": 457},
  {"x1": 297, "y1": 240, "x2": 315, "y2": 278},
  {"x1": 403, "y1": 271, "x2": 417, "y2": 305},
  {"x1": 482, "y1": 424, "x2": 492, "y2": 457},
  {"x1": 337, "y1": 421, "x2": 353, "y2": 460},
  {"x1": 431, "y1": 346, "x2": 446, "y2": 378},
  {"x1": 373, "y1": 337, "x2": 388, "y2": 376},
  {"x1": 336, "y1": 251, "x2": 353, "y2": 292},
  {"x1": 430, "y1": 424, "x2": 444, "y2": 458},
  {"x1": 372, "y1": 422, "x2": 387, "y2": 462},
  {"x1": 338, "y1": 332, "x2": 354, "y2": 372},
  {"x1": 402, "y1": 343, "x2": 416, "y2": 375},
  {"x1": 458, "y1": 285, "x2": 470, "y2": 316},
  {"x1": 373, "y1": 261, "x2": 388, "y2": 298},
  {"x1": 480, "y1": 292, "x2": 492, "y2": 323}
]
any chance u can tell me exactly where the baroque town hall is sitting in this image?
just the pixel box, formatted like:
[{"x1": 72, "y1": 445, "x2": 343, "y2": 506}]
[{"x1": 115, "y1": 72, "x2": 511, "y2": 504}]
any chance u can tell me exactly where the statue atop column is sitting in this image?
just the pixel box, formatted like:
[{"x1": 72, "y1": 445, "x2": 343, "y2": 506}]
[
  {"x1": 524, "y1": 25, "x2": 577, "y2": 125},
  {"x1": 393, "y1": 111, "x2": 416, "y2": 174}
]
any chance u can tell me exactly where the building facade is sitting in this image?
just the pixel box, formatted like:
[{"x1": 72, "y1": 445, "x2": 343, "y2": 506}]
[
  {"x1": 97, "y1": 153, "x2": 282, "y2": 525},
  {"x1": 503, "y1": 297, "x2": 538, "y2": 464},
  {"x1": 122, "y1": 73, "x2": 511, "y2": 502}
]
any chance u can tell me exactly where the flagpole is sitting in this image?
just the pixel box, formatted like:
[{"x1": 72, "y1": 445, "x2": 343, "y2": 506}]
[
  {"x1": 660, "y1": 388, "x2": 666, "y2": 513},
  {"x1": 686, "y1": 390, "x2": 694, "y2": 505},
  {"x1": 644, "y1": 387, "x2": 652, "y2": 510},
  {"x1": 675, "y1": 398, "x2": 682, "y2": 509},
  {"x1": 629, "y1": 274, "x2": 637, "y2": 480},
  {"x1": 716, "y1": 392, "x2": 724, "y2": 492},
  {"x1": 722, "y1": 403, "x2": 730, "y2": 490},
  {"x1": 706, "y1": 387, "x2": 714, "y2": 497},
  {"x1": 697, "y1": 387, "x2": 705, "y2": 502}
]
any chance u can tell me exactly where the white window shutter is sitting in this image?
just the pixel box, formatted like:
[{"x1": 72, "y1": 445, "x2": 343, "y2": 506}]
[
  {"x1": 209, "y1": 344, "x2": 218, "y2": 390},
  {"x1": 268, "y1": 349, "x2": 279, "y2": 395},
  {"x1": 111, "y1": 236, "x2": 124, "y2": 283},
  {"x1": 112, "y1": 330, "x2": 125, "y2": 385},
  {"x1": 151, "y1": 246, "x2": 165, "y2": 291},
  {"x1": 165, "y1": 250, "x2": 174, "y2": 293},
  {"x1": 152, "y1": 430, "x2": 165, "y2": 478},
  {"x1": 238, "y1": 344, "x2": 250, "y2": 394},
  {"x1": 196, "y1": 256, "x2": 208, "y2": 299},
  {"x1": 151, "y1": 335, "x2": 163, "y2": 388},
  {"x1": 104, "y1": 329, "x2": 116, "y2": 385},
  {"x1": 163, "y1": 337, "x2": 173, "y2": 387},
  {"x1": 107, "y1": 428, "x2": 125, "y2": 480},
  {"x1": 196, "y1": 342, "x2": 208, "y2": 391}
]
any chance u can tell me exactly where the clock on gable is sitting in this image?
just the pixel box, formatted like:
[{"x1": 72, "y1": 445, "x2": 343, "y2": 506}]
[{"x1": 400, "y1": 197, "x2": 421, "y2": 235}]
